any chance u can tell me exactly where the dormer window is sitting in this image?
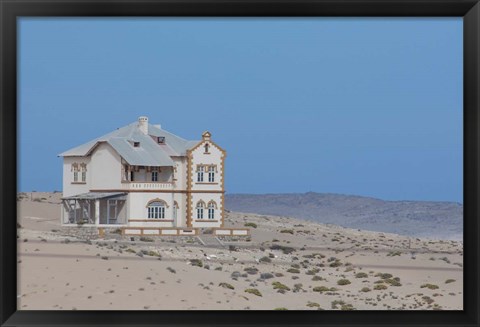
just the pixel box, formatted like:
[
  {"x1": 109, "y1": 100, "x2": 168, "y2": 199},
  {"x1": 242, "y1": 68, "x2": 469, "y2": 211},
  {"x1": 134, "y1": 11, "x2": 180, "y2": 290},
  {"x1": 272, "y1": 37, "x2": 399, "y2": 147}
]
[
  {"x1": 204, "y1": 143, "x2": 210, "y2": 153},
  {"x1": 133, "y1": 142, "x2": 140, "y2": 148},
  {"x1": 157, "y1": 137, "x2": 165, "y2": 144}
]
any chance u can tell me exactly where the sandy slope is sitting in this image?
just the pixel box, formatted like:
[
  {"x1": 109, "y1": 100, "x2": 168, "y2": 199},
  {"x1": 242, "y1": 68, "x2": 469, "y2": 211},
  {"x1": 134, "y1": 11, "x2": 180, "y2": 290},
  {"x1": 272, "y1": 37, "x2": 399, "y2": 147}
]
[{"x1": 17, "y1": 192, "x2": 463, "y2": 310}]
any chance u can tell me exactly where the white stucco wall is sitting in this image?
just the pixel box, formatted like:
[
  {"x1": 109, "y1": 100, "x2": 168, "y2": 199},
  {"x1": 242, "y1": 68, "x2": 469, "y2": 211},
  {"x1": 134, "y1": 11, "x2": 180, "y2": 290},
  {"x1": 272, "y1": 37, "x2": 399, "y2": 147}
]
[
  {"x1": 189, "y1": 141, "x2": 224, "y2": 192},
  {"x1": 90, "y1": 143, "x2": 123, "y2": 190},
  {"x1": 127, "y1": 192, "x2": 178, "y2": 227},
  {"x1": 190, "y1": 192, "x2": 223, "y2": 228},
  {"x1": 172, "y1": 157, "x2": 187, "y2": 190},
  {"x1": 187, "y1": 139, "x2": 225, "y2": 228}
]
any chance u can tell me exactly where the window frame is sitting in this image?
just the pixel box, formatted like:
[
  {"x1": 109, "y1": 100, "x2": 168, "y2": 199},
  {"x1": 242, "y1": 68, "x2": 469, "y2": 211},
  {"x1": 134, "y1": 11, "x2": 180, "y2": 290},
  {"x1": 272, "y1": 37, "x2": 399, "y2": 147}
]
[
  {"x1": 197, "y1": 165, "x2": 204, "y2": 182},
  {"x1": 147, "y1": 201, "x2": 166, "y2": 219},
  {"x1": 196, "y1": 201, "x2": 205, "y2": 219},
  {"x1": 208, "y1": 166, "x2": 215, "y2": 182}
]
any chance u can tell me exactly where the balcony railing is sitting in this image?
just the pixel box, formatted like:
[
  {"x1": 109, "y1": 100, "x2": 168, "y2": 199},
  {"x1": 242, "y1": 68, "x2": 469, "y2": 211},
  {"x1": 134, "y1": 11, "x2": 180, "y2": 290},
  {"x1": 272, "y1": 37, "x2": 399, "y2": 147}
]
[{"x1": 121, "y1": 182, "x2": 174, "y2": 190}]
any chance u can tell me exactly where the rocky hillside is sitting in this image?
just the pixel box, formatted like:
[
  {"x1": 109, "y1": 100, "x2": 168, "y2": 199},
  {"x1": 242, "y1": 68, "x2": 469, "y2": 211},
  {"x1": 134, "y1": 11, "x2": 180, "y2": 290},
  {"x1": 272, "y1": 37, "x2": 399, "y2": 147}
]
[{"x1": 225, "y1": 192, "x2": 462, "y2": 240}]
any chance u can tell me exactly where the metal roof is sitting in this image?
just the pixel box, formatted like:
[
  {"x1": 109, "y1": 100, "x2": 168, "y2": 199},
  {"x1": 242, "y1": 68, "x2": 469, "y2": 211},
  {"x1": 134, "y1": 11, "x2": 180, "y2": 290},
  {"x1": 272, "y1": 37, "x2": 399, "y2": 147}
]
[
  {"x1": 62, "y1": 192, "x2": 127, "y2": 201},
  {"x1": 58, "y1": 121, "x2": 201, "y2": 166}
]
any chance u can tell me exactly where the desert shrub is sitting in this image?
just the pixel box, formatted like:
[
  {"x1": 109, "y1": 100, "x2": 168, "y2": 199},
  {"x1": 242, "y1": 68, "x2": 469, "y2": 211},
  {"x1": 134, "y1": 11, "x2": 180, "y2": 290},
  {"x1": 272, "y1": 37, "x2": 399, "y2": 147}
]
[
  {"x1": 286, "y1": 268, "x2": 300, "y2": 274},
  {"x1": 313, "y1": 286, "x2": 332, "y2": 293},
  {"x1": 340, "y1": 304, "x2": 355, "y2": 310},
  {"x1": 374, "y1": 284, "x2": 388, "y2": 290},
  {"x1": 331, "y1": 300, "x2": 346, "y2": 309},
  {"x1": 147, "y1": 251, "x2": 160, "y2": 257},
  {"x1": 445, "y1": 279, "x2": 456, "y2": 284},
  {"x1": 387, "y1": 251, "x2": 402, "y2": 257},
  {"x1": 270, "y1": 244, "x2": 295, "y2": 254},
  {"x1": 306, "y1": 268, "x2": 320, "y2": 275},
  {"x1": 355, "y1": 272, "x2": 368, "y2": 278},
  {"x1": 384, "y1": 278, "x2": 402, "y2": 287},
  {"x1": 244, "y1": 222, "x2": 257, "y2": 228},
  {"x1": 274, "y1": 307, "x2": 288, "y2": 310},
  {"x1": 126, "y1": 248, "x2": 136, "y2": 253},
  {"x1": 139, "y1": 237, "x2": 154, "y2": 242},
  {"x1": 307, "y1": 302, "x2": 321, "y2": 308},
  {"x1": 311, "y1": 275, "x2": 325, "y2": 281},
  {"x1": 329, "y1": 260, "x2": 342, "y2": 268},
  {"x1": 219, "y1": 282, "x2": 235, "y2": 290},
  {"x1": 166, "y1": 267, "x2": 176, "y2": 273},
  {"x1": 190, "y1": 259, "x2": 203, "y2": 267},
  {"x1": 280, "y1": 229, "x2": 294, "y2": 235},
  {"x1": 375, "y1": 273, "x2": 393, "y2": 279},
  {"x1": 421, "y1": 283, "x2": 439, "y2": 290},
  {"x1": 259, "y1": 256, "x2": 272, "y2": 263},
  {"x1": 293, "y1": 283, "x2": 303, "y2": 292},
  {"x1": 360, "y1": 287, "x2": 371, "y2": 292},
  {"x1": 337, "y1": 279, "x2": 351, "y2": 286},
  {"x1": 272, "y1": 281, "x2": 290, "y2": 291},
  {"x1": 245, "y1": 288, "x2": 262, "y2": 297}
]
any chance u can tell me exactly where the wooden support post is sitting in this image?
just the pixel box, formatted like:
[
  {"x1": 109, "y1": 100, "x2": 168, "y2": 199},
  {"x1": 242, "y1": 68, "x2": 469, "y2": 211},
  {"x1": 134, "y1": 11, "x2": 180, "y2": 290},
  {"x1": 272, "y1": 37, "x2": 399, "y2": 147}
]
[{"x1": 95, "y1": 200, "x2": 100, "y2": 225}]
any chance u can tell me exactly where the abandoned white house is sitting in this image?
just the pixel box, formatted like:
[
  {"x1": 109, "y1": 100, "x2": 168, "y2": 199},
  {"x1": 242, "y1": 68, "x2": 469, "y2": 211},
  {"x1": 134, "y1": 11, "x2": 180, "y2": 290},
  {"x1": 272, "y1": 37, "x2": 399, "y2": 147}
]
[{"x1": 59, "y1": 116, "x2": 246, "y2": 236}]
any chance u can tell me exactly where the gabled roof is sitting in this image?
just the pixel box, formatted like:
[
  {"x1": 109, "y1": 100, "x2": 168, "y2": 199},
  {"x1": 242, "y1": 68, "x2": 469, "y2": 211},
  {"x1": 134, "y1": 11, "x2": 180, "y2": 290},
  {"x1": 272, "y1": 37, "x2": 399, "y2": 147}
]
[{"x1": 58, "y1": 121, "x2": 200, "y2": 166}]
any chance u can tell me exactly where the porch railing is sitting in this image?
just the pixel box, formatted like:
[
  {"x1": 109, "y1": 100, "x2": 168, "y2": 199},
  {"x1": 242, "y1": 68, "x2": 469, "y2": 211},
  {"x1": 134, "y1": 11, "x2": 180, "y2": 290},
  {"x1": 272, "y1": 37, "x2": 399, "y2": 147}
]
[{"x1": 121, "y1": 182, "x2": 174, "y2": 190}]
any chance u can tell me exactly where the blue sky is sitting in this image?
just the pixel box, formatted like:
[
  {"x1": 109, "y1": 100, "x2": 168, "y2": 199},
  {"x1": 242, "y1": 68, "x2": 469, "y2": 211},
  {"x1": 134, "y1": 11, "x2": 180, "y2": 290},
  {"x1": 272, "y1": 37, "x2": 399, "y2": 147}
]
[{"x1": 18, "y1": 18, "x2": 463, "y2": 202}]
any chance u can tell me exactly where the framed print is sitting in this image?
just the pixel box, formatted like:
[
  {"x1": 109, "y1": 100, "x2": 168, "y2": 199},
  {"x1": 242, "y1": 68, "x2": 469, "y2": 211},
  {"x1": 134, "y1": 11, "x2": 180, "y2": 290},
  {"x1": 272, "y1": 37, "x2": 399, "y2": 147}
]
[{"x1": 1, "y1": 0, "x2": 479, "y2": 326}]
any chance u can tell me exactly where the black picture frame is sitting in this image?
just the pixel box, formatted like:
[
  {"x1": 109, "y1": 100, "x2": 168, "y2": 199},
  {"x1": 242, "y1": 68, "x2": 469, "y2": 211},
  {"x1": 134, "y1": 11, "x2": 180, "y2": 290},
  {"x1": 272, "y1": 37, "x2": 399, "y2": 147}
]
[{"x1": 1, "y1": 1, "x2": 479, "y2": 326}]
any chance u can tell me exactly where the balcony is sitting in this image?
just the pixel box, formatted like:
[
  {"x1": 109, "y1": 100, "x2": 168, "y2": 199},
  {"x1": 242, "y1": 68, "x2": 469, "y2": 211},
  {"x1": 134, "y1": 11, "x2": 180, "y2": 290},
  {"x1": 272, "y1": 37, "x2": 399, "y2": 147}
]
[{"x1": 121, "y1": 182, "x2": 174, "y2": 191}]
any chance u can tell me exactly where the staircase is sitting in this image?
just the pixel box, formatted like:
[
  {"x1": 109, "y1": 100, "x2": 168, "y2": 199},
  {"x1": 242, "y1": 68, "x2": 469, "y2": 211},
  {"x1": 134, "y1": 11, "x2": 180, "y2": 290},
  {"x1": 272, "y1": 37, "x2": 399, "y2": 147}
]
[{"x1": 197, "y1": 234, "x2": 224, "y2": 247}]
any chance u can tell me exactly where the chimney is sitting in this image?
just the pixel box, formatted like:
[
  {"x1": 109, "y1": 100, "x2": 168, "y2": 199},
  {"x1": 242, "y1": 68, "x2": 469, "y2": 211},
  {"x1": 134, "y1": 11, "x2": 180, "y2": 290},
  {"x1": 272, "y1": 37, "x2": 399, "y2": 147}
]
[{"x1": 138, "y1": 116, "x2": 148, "y2": 135}]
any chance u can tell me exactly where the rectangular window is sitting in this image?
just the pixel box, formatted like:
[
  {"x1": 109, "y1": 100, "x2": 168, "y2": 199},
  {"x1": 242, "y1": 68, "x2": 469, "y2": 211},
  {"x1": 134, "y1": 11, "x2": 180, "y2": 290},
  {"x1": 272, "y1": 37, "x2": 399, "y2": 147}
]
[
  {"x1": 197, "y1": 208, "x2": 203, "y2": 219},
  {"x1": 208, "y1": 208, "x2": 214, "y2": 219},
  {"x1": 81, "y1": 171, "x2": 86, "y2": 182},
  {"x1": 73, "y1": 172, "x2": 78, "y2": 182},
  {"x1": 148, "y1": 205, "x2": 165, "y2": 219},
  {"x1": 197, "y1": 166, "x2": 204, "y2": 182},
  {"x1": 151, "y1": 171, "x2": 158, "y2": 182},
  {"x1": 208, "y1": 166, "x2": 215, "y2": 182}
]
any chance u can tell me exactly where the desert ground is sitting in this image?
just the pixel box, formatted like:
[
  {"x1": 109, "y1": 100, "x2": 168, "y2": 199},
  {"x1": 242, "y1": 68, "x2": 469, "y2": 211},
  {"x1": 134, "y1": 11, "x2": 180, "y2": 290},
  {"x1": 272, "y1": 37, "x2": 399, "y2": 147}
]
[{"x1": 17, "y1": 192, "x2": 463, "y2": 310}]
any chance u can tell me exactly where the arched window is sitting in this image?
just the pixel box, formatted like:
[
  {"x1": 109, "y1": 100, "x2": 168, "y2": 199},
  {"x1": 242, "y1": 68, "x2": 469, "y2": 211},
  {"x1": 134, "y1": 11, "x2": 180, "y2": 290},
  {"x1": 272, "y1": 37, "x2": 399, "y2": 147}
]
[
  {"x1": 147, "y1": 200, "x2": 166, "y2": 219},
  {"x1": 208, "y1": 201, "x2": 217, "y2": 220},
  {"x1": 196, "y1": 201, "x2": 205, "y2": 219},
  {"x1": 80, "y1": 163, "x2": 87, "y2": 182},
  {"x1": 71, "y1": 163, "x2": 79, "y2": 182}
]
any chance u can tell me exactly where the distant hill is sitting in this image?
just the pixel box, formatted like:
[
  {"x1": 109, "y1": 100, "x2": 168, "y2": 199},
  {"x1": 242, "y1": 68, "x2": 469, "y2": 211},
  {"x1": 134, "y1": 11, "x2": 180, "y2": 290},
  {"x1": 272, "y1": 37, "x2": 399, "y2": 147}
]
[{"x1": 225, "y1": 192, "x2": 463, "y2": 240}]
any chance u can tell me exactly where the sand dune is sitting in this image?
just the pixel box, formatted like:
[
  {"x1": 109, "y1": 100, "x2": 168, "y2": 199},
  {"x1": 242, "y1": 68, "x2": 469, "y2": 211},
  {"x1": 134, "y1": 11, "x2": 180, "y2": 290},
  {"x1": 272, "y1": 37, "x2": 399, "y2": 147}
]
[{"x1": 17, "y1": 192, "x2": 463, "y2": 310}]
